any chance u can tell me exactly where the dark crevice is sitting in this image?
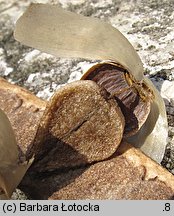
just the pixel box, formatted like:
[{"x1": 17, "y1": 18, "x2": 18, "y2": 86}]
[
  {"x1": 29, "y1": 162, "x2": 90, "y2": 179},
  {"x1": 73, "y1": 119, "x2": 88, "y2": 132},
  {"x1": 29, "y1": 143, "x2": 127, "y2": 179},
  {"x1": 59, "y1": 109, "x2": 97, "y2": 140}
]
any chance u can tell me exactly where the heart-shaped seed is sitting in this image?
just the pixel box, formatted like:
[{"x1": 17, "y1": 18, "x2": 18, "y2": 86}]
[{"x1": 28, "y1": 80, "x2": 125, "y2": 172}]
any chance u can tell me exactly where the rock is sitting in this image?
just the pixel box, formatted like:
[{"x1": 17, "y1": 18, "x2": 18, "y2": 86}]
[{"x1": 161, "y1": 80, "x2": 174, "y2": 102}]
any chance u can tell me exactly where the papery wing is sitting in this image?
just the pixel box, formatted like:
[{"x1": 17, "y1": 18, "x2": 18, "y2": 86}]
[{"x1": 14, "y1": 3, "x2": 144, "y2": 81}]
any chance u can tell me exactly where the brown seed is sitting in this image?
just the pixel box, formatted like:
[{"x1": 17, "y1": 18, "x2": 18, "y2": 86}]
[
  {"x1": 28, "y1": 80, "x2": 125, "y2": 172},
  {"x1": 81, "y1": 62, "x2": 153, "y2": 136}
]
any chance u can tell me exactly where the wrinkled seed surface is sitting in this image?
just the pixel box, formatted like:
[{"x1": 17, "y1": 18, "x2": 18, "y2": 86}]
[{"x1": 82, "y1": 63, "x2": 151, "y2": 136}]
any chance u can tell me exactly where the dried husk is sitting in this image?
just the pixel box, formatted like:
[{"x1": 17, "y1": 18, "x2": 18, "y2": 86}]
[
  {"x1": 0, "y1": 109, "x2": 32, "y2": 199},
  {"x1": 81, "y1": 61, "x2": 152, "y2": 137},
  {"x1": 14, "y1": 3, "x2": 168, "y2": 163},
  {"x1": 127, "y1": 78, "x2": 168, "y2": 162}
]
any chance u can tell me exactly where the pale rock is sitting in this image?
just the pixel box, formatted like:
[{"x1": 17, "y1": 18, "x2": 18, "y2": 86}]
[{"x1": 161, "y1": 80, "x2": 174, "y2": 102}]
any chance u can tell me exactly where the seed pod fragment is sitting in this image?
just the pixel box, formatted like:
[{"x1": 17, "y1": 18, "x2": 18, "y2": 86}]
[
  {"x1": 81, "y1": 62, "x2": 153, "y2": 136},
  {"x1": 19, "y1": 142, "x2": 174, "y2": 200},
  {"x1": 28, "y1": 80, "x2": 124, "y2": 172},
  {"x1": 127, "y1": 77, "x2": 168, "y2": 163},
  {"x1": 0, "y1": 109, "x2": 32, "y2": 199},
  {"x1": 49, "y1": 143, "x2": 174, "y2": 200}
]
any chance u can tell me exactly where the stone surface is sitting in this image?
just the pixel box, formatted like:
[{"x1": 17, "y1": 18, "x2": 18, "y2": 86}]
[{"x1": 0, "y1": 0, "x2": 174, "y2": 195}]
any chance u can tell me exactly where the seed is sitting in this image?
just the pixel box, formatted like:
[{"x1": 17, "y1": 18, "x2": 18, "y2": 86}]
[
  {"x1": 28, "y1": 80, "x2": 125, "y2": 172},
  {"x1": 81, "y1": 62, "x2": 152, "y2": 136}
]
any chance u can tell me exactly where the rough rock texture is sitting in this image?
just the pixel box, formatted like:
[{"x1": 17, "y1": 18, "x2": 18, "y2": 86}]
[{"x1": 0, "y1": 0, "x2": 174, "y2": 196}]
